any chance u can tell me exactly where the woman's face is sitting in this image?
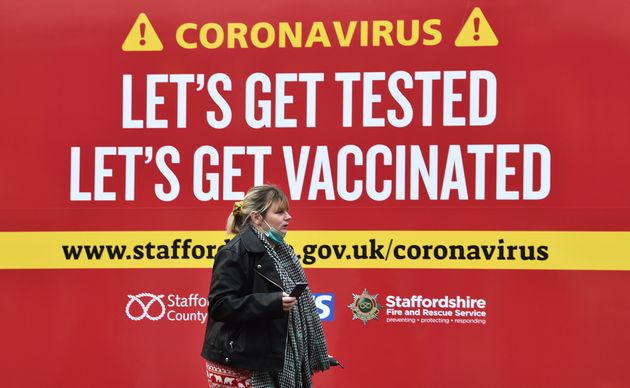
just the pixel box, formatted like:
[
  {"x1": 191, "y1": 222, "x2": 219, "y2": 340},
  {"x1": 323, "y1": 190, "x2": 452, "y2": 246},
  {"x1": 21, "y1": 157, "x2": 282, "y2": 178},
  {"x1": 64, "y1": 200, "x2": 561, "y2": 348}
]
[{"x1": 262, "y1": 201, "x2": 292, "y2": 236}]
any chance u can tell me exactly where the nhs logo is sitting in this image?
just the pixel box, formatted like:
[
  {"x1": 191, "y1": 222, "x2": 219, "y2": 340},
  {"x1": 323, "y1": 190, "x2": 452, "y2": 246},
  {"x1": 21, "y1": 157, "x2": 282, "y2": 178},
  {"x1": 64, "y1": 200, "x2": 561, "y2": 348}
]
[{"x1": 313, "y1": 293, "x2": 334, "y2": 321}]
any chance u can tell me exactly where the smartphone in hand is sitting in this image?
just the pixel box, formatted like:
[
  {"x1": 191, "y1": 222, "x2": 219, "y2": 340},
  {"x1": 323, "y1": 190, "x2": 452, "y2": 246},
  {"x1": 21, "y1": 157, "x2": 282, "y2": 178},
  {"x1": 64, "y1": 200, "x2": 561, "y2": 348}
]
[{"x1": 289, "y1": 282, "x2": 308, "y2": 298}]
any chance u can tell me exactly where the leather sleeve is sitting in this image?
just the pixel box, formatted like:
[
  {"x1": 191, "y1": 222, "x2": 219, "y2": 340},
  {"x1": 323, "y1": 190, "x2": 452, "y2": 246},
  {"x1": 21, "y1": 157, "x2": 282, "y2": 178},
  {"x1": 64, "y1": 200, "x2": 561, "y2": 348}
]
[{"x1": 208, "y1": 246, "x2": 284, "y2": 323}]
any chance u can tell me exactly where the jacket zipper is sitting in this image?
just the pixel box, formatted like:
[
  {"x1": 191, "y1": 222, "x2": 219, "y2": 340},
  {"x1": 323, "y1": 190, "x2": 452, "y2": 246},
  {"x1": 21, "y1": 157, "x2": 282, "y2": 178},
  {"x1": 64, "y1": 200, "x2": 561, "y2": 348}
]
[{"x1": 254, "y1": 269, "x2": 285, "y2": 292}]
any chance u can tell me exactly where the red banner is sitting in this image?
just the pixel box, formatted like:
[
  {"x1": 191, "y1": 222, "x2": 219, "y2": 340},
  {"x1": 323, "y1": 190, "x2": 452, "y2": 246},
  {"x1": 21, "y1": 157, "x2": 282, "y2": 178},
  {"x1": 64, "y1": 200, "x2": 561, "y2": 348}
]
[{"x1": 2, "y1": 0, "x2": 630, "y2": 386}]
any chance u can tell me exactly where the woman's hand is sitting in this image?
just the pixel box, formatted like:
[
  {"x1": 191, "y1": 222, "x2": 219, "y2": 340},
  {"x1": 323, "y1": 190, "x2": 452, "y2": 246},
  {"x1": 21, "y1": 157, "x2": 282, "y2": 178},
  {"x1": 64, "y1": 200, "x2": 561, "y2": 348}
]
[{"x1": 282, "y1": 292, "x2": 297, "y2": 311}]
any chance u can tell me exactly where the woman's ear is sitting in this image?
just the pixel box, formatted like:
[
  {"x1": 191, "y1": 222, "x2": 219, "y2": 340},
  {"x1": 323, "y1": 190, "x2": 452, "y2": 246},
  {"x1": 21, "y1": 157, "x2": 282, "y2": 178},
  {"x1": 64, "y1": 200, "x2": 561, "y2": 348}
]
[{"x1": 250, "y1": 211, "x2": 261, "y2": 226}]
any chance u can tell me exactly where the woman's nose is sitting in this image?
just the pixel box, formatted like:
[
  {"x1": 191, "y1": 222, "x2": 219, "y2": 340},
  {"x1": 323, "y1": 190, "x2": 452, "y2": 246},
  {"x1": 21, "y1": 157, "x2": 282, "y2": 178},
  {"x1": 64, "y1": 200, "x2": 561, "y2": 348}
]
[{"x1": 285, "y1": 212, "x2": 292, "y2": 220}]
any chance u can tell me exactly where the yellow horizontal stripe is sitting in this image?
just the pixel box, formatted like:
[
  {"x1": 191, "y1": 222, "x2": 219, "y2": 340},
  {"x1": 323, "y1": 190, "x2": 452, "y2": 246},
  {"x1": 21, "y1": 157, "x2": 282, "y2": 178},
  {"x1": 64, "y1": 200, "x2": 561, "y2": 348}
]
[{"x1": 0, "y1": 231, "x2": 628, "y2": 270}]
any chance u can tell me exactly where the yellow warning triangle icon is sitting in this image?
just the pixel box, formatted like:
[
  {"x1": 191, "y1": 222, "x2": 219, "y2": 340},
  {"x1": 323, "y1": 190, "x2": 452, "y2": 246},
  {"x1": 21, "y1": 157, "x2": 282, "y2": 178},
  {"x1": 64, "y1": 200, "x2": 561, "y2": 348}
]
[
  {"x1": 455, "y1": 7, "x2": 499, "y2": 47},
  {"x1": 122, "y1": 13, "x2": 163, "y2": 52}
]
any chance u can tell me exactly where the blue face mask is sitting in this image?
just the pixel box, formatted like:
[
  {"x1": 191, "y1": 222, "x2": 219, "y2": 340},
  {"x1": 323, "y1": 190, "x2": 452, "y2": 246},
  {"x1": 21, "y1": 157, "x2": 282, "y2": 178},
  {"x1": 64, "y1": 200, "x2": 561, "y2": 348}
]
[{"x1": 263, "y1": 220, "x2": 285, "y2": 245}]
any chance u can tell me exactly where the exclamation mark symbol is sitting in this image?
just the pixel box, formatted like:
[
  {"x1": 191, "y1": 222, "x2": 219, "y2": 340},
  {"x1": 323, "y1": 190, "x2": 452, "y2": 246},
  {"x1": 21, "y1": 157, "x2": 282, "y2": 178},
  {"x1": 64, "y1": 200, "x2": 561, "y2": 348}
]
[
  {"x1": 122, "y1": 13, "x2": 164, "y2": 51},
  {"x1": 139, "y1": 22, "x2": 146, "y2": 46},
  {"x1": 473, "y1": 17, "x2": 480, "y2": 41},
  {"x1": 454, "y1": 7, "x2": 498, "y2": 47}
]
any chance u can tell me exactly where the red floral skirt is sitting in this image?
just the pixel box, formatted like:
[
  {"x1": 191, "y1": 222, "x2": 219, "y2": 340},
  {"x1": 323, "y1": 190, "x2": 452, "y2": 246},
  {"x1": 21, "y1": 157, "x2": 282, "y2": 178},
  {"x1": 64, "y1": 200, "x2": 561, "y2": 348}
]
[{"x1": 205, "y1": 360, "x2": 252, "y2": 388}]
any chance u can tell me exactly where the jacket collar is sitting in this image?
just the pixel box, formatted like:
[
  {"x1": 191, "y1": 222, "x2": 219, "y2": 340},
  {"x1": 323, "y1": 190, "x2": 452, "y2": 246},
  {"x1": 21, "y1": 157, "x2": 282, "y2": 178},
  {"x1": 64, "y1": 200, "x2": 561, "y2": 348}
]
[{"x1": 240, "y1": 226, "x2": 267, "y2": 254}]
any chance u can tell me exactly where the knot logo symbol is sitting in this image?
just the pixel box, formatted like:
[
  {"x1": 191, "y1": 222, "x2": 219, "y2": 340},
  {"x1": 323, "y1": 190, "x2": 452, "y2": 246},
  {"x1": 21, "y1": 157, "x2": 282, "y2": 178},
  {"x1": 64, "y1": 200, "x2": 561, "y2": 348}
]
[{"x1": 126, "y1": 293, "x2": 166, "y2": 321}]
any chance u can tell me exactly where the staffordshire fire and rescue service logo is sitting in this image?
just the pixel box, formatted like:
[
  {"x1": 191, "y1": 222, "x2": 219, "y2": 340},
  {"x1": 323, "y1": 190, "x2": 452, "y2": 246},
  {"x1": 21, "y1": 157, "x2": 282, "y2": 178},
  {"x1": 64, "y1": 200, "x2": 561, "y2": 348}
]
[{"x1": 348, "y1": 289, "x2": 382, "y2": 325}]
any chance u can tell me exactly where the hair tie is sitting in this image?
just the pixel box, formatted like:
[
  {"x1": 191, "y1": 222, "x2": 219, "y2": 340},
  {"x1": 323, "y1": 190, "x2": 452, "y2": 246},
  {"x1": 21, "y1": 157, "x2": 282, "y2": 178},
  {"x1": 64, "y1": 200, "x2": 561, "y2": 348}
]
[{"x1": 232, "y1": 201, "x2": 244, "y2": 217}]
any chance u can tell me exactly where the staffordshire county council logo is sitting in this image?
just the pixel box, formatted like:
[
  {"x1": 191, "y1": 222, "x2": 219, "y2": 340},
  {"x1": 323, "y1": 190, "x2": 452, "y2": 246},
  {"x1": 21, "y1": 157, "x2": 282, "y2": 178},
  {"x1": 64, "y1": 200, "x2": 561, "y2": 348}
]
[
  {"x1": 126, "y1": 293, "x2": 166, "y2": 321},
  {"x1": 348, "y1": 289, "x2": 382, "y2": 325}
]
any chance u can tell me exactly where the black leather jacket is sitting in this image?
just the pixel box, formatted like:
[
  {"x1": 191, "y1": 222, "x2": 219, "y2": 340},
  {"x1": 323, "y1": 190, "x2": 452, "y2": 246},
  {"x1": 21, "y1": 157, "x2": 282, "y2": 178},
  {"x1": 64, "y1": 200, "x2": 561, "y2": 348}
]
[{"x1": 201, "y1": 227, "x2": 288, "y2": 371}]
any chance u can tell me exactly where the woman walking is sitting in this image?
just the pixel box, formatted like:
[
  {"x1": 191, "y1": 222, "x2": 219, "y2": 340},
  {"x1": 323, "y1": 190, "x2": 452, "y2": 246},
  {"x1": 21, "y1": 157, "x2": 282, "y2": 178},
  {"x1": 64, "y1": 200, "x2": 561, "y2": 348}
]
[{"x1": 202, "y1": 185, "x2": 331, "y2": 387}]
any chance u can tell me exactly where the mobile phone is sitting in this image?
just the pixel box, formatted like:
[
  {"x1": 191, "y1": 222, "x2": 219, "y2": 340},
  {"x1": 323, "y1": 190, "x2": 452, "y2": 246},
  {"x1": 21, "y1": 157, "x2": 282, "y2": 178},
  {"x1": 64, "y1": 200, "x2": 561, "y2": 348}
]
[{"x1": 289, "y1": 282, "x2": 308, "y2": 298}]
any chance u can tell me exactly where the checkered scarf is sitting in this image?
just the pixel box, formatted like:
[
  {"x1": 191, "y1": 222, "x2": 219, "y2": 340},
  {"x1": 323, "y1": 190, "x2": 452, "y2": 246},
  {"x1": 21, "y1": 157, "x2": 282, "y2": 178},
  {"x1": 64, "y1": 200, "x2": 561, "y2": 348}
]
[{"x1": 250, "y1": 226, "x2": 330, "y2": 388}]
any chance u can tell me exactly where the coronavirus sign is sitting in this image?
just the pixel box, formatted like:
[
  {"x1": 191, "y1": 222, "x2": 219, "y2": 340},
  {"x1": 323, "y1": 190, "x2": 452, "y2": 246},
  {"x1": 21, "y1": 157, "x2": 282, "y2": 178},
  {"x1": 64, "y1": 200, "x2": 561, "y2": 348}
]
[{"x1": 1, "y1": 1, "x2": 630, "y2": 387}]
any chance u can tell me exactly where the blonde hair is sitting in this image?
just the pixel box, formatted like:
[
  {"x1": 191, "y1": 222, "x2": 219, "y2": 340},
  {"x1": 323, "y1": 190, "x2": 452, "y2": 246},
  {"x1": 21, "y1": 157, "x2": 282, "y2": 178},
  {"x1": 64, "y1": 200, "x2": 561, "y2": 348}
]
[{"x1": 226, "y1": 185, "x2": 289, "y2": 234}]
